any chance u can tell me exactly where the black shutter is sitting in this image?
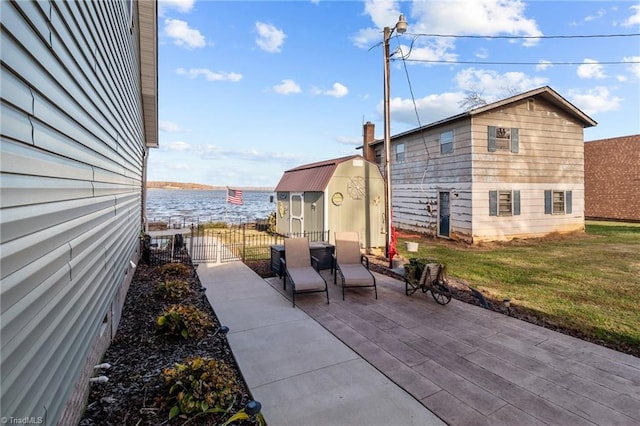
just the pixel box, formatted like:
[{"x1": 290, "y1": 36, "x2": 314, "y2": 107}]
[
  {"x1": 488, "y1": 126, "x2": 496, "y2": 152},
  {"x1": 513, "y1": 190, "x2": 521, "y2": 215},
  {"x1": 544, "y1": 190, "x2": 552, "y2": 214},
  {"x1": 511, "y1": 128, "x2": 519, "y2": 153},
  {"x1": 566, "y1": 191, "x2": 572, "y2": 214},
  {"x1": 489, "y1": 191, "x2": 498, "y2": 216}
]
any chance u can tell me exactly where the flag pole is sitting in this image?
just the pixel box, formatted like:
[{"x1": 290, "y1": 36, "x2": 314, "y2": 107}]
[{"x1": 225, "y1": 186, "x2": 228, "y2": 224}]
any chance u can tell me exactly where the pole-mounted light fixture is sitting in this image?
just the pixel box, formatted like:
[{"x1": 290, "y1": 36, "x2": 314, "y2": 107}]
[{"x1": 383, "y1": 14, "x2": 407, "y2": 265}]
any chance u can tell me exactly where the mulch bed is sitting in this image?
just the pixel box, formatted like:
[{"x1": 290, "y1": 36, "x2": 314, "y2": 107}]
[{"x1": 79, "y1": 260, "x2": 259, "y2": 426}]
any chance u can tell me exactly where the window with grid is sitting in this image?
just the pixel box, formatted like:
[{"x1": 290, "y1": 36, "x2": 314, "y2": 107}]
[
  {"x1": 545, "y1": 190, "x2": 572, "y2": 214},
  {"x1": 488, "y1": 126, "x2": 519, "y2": 153},
  {"x1": 489, "y1": 190, "x2": 521, "y2": 216},
  {"x1": 395, "y1": 143, "x2": 405, "y2": 162},
  {"x1": 440, "y1": 130, "x2": 454, "y2": 154}
]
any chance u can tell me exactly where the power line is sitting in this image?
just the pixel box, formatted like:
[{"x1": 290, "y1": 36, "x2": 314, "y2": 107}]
[
  {"x1": 411, "y1": 32, "x2": 640, "y2": 40},
  {"x1": 398, "y1": 59, "x2": 640, "y2": 65}
]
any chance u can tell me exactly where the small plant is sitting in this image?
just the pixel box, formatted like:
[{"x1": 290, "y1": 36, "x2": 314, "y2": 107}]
[
  {"x1": 158, "y1": 262, "x2": 190, "y2": 279},
  {"x1": 156, "y1": 304, "x2": 213, "y2": 339},
  {"x1": 155, "y1": 279, "x2": 191, "y2": 301},
  {"x1": 162, "y1": 356, "x2": 240, "y2": 420}
]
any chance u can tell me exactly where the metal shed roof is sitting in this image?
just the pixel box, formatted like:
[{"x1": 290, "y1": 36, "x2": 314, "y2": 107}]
[{"x1": 274, "y1": 155, "x2": 362, "y2": 192}]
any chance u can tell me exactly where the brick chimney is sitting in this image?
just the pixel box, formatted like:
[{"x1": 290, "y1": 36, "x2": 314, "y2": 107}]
[{"x1": 362, "y1": 121, "x2": 375, "y2": 162}]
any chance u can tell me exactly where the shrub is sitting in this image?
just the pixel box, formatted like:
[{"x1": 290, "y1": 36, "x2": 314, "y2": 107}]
[
  {"x1": 155, "y1": 279, "x2": 191, "y2": 301},
  {"x1": 158, "y1": 262, "x2": 190, "y2": 279},
  {"x1": 162, "y1": 356, "x2": 240, "y2": 420},
  {"x1": 156, "y1": 304, "x2": 213, "y2": 339}
]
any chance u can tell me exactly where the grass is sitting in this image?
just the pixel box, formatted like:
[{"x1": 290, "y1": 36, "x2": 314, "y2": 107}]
[{"x1": 395, "y1": 221, "x2": 640, "y2": 352}]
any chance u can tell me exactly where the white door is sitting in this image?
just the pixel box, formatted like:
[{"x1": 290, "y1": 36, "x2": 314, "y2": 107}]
[{"x1": 290, "y1": 193, "x2": 304, "y2": 235}]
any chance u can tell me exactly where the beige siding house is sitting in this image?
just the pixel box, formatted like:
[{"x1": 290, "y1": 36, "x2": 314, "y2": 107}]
[
  {"x1": 1, "y1": 1, "x2": 157, "y2": 424},
  {"x1": 363, "y1": 86, "x2": 596, "y2": 244}
]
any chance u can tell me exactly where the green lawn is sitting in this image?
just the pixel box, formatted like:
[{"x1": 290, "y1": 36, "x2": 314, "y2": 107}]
[{"x1": 395, "y1": 221, "x2": 640, "y2": 352}]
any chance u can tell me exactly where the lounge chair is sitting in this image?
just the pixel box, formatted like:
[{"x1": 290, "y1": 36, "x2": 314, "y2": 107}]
[
  {"x1": 333, "y1": 232, "x2": 377, "y2": 300},
  {"x1": 282, "y1": 237, "x2": 329, "y2": 307}
]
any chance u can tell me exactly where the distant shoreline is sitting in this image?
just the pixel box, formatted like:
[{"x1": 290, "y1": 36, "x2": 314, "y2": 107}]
[{"x1": 147, "y1": 181, "x2": 274, "y2": 191}]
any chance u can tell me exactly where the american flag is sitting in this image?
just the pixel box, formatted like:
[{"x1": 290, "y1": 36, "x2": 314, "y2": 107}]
[{"x1": 226, "y1": 188, "x2": 243, "y2": 205}]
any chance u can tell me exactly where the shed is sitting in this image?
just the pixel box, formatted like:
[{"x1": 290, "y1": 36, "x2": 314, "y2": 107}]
[{"x1": 274, "y1": 155, "x2": 386, "y2": 251}]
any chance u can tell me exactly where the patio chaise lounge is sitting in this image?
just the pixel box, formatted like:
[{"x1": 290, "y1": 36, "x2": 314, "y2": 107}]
[
  {"x1": 333, "y1": 231, "x2": 377, "y2": 300},
  {"x1": 282, "y1": 237, "x2": 329, "y2": 307}
]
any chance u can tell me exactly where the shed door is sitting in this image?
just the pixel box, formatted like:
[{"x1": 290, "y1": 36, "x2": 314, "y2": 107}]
[
  {"x1": 290, "y1": 193, "x2": 304, "y2": 234},
  {"x1": 438, "y1": 191, "x2": 450, "y2": 238}
]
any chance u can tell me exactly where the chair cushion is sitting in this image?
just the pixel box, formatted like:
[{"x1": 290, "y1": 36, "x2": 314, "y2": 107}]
[
  {"x1": 339, "y1": 264, "x2": 374, "y2": 286},
  {"x1": 287, "y1": 267, "x2": 326, "y2": 291},
  {"x1": 284, "y1": 238, "x2": 311, "y2": 268}
]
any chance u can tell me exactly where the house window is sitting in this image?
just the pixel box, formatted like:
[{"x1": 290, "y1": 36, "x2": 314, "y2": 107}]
[
  {"x1": 545, "y1": 190, "x2": 572, "y2": 214},
  {"x1": 375, "y1": 148, "x2": 382, "y2": 167},
  {"x1": 395, "y1": 143, "x2": 405, "y2": 162},
  {"x1": 440, "y1": 130, "x2": 454, "y2": 154},
  {"x1": 489, "y1": 190, "x2": 521, "y2": 216},
  {"x1": 488, "y1": 126, "x2": 519, "y2": 153}
]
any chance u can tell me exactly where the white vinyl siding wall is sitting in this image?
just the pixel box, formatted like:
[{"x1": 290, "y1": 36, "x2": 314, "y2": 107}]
[{"x1": 1, "y1": 1, "x2": 149, "y2": 423}]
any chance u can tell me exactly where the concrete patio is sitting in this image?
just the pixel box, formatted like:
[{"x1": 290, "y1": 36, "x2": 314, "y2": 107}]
[{"x1": 199, "y1": 260, "x2": 640, "y2": 425}]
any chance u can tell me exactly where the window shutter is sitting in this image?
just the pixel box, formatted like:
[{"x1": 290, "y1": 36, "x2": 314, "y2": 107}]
[
  {"x1": 488, "y1": 126, "x2": 496, "y2": 152},
  {"x1": 566, "y1": 191, "x2": 572, "y2": 214},
  {"x1": 513, "y1": 190, "x2": 521, "y2": 215},
  {"x1": 489, "y1": 191, "x2": 498, "y2": 216},
  {"x1": 544, "y1": 190, "x2": 552, "y2": 214},
  {"x1": 511, "y1": 128, "x2": 519, "y2": 153}
]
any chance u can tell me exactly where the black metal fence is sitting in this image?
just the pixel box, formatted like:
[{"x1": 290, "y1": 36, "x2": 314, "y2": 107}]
[{"x1": 142, "y1": 226, "x2": 330, "y2": 265}]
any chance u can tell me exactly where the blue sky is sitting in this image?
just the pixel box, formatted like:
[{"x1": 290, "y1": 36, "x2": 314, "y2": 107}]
[{"x1": 150, "y1": 0, "x2": 640, "y2": 188}]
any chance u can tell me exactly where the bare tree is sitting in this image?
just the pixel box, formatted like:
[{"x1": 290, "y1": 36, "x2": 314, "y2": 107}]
[{"x1": 458, "y1": 89, "x2": 487, "y2": 111}]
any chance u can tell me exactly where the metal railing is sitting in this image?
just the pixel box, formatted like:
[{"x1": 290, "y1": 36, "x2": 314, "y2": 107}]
[{"x1": 142, "y1": 225, "x2": 330, "y2": 265}]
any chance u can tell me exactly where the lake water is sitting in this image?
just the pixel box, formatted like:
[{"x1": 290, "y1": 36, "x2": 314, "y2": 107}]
[{"x1": 146, "y1": 189, "x2": 276, "y2": 226}]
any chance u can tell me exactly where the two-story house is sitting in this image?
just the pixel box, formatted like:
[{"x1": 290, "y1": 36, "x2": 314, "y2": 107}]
[{"x1": 362, "y1": 86, "x2": 596, "y2": 244}]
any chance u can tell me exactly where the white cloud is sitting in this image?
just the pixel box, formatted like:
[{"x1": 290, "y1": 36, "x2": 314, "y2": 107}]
[
  {"x1": 336, "y1": 136, "x2": 361, "y2": 146},
  {"x1": 617, "y1": 75, "x2": 628, "y2": 82},
  {"x1": 536, "y1": 60, "x2": 552, "y2": 71},
  {"x1": 158, "y1": 0, "x2": 194, "y2": 16},
  {"x1": 355, "y1": 0, "x2": 542, "y2": 63},
  {"x1": 273, "y1": 79, "x2": 301, "y2": 95},
  {"x1": 255, "y1": 22, "x2": 286, "y2": 53},
  {"x1": 622, "y1": 4, "x2": 640, "y2": 27},
  {"x1": 577, "y1": 59, "x2": 606, "y2": 79},
  {"x1": 475, "y1": 48, "x2": 489, "y2": 59},
  {"x1": 454, "y1": 68, "x2": 547, "y2": 99},
  {"x1": 165, "y1": 141, "x2": 191, "y2": 151},
  {"x1": 381, "y1": 92, "x2": 464, "y2": 127},
  {"x1": 312, "y1": 82, "x2": 349, "y2": 98},
  {"x1": 164, "y1": 18, "x2": 205, "y2": 49},
  {"x1": 160, "y1": 121, "x2": 184, "y2": 133},
  {"x1": 411, "y1": 0, "x2": 543, "y2": 46},
  {"x1": 623, "y1": 56, "x2": 640, "y2": 78},
  {"x1": 568, "y1": 87, "x2": 621, "y2": 115},
  {"x1": 584, "y1": 8, "x2": 606, "y2": 23},
  {"x1": 176, "y1": 68, "x2": 242, "y2": 82}
]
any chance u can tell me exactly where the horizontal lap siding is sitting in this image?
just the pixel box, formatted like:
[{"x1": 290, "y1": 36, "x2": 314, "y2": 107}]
[
  {"x1": 392, "y1": 122, "x2": 473, "y2": 238},
  {"x1": 471, "y1": 99, "x2": 585, "y2": 241},
  {"x1": 1, "y1": 1, "x2": 145, "y2": 423}
]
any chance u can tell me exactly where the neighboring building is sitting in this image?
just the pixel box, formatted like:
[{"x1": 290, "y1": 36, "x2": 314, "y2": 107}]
[
  {"x1": 274, "y1": 155, "x2": 386, "y2": 250},
  {"x1": 1, "y1": 1, "x2": 157, "y2": 424},
  {"x1": 584, "y1": 135, "x2": 640, "y2": 222},
  {"x1": 362, "y1": 86, "x2": 597, "y2": 244}
]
